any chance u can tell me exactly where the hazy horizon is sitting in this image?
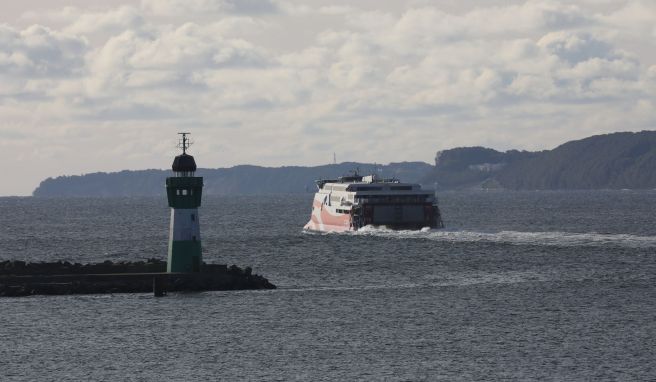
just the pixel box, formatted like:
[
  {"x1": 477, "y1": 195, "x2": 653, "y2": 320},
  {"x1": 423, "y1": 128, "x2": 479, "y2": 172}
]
[{"x1": 1, "y1": 0, "x2": 655, "y2": 195}]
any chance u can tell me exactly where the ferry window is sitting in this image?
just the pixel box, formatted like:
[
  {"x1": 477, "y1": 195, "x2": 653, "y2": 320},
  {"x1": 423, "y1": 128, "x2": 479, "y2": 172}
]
[
  {"x1": 355, "y1": 186, "x2": 382, "y2": 191},
  {"x1": 391, "y1": 186, "x2": 412, "y2": 190}
]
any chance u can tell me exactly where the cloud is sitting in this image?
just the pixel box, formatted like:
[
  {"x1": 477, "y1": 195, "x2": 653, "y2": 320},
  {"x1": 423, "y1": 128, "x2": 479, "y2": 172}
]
[
  {"x1": 537, "y1": 31, "x2": 617, "y2": 64},
  {"x1": 0, "y1": 24, "x2": 87, "y2": 78},
  {"x1": 82, "y1": 22, "x2": 272, "y2": 106},
  {"x1": 141, "y1": 0, "x2": 278, "y2": 17},
  {"x1": 63, "y1": 6, "x2": 144, "y2": 35},
  {"x1": 599, "y1": 1, "x2": 656, "y2": 32},
  {"x1": 0, "y1": 0, "x2": 655, "y2": 195}
]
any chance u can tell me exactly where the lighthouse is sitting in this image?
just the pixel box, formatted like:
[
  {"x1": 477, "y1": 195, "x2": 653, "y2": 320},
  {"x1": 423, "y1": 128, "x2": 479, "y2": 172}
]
[{"x1": 166, "y1": 132, "x2": 203, "y2": 273}]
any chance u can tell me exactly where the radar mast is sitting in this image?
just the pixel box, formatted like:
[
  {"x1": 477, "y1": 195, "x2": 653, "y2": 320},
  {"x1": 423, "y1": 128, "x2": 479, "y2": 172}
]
[{"x1": 177, "y1": 132, "x2": 193, "y2": 154}]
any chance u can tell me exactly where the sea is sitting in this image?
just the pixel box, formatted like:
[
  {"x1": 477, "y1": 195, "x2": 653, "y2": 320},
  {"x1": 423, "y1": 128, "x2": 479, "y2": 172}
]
[{"x1": 1, "y1": 191, "x2": 655, "y2": 381}]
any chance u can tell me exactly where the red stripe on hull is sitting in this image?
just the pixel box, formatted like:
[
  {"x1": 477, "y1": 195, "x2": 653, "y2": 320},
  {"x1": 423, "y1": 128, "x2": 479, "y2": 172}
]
[{"x1": 304, "y1": 199, "x2": 355, "y2": 232}]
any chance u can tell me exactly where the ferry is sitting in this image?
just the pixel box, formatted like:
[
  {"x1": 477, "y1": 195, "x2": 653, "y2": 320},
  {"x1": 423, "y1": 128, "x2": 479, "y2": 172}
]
[{"x1": 304, "y1": 173, "x2": 444, "y2": 232}]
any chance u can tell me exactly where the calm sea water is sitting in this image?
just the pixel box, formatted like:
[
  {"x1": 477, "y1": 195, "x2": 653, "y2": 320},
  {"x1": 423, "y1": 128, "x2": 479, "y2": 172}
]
[{"x1": 1, "y1": 191, "x2": 655, "y2": 381}]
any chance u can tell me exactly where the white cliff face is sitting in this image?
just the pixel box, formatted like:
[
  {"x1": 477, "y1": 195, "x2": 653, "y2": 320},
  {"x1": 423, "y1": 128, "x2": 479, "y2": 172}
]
[{"x1": 468, "y1": 163, "x2": 507, "y2": 173}]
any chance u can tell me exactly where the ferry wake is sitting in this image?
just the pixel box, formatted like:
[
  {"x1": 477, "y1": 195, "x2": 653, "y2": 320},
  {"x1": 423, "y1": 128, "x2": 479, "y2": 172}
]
[{"x1": 304, "y1": 173, "x2": 445, "y2": 232}]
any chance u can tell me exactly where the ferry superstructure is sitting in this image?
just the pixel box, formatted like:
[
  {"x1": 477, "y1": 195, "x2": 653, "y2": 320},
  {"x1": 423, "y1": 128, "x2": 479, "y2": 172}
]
[{"x1": 304, "y1": 174, "x2": 444, "y2": 232}]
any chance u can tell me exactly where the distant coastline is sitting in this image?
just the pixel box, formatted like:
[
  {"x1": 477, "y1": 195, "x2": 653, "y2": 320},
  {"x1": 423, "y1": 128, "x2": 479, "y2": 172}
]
[{"x1": 33, "y1": 131, "x2": 656, "y2": 197}]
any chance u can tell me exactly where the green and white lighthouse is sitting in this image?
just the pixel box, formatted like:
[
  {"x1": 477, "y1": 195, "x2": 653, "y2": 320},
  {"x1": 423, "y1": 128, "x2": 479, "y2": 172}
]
[{"x1": 166, "y1": 132, "x2": 203, "y2": 273}]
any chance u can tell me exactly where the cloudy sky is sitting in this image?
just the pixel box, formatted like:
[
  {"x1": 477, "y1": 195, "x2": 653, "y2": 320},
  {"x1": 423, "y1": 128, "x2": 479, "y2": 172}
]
[{"x1": 1, "y1": 0, "x2": 655, "y2": 195}]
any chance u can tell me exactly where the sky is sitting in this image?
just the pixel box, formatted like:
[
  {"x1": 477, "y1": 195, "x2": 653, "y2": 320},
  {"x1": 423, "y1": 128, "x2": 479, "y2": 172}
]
[{"x1": 1, "y1": 0, "x2": 655, "y2": 195}]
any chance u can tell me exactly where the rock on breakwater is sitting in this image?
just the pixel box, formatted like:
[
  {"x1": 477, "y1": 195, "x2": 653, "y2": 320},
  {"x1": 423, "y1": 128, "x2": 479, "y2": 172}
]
[{"x1": 0, "y1": 259, "x2": 275, "y2": 297}]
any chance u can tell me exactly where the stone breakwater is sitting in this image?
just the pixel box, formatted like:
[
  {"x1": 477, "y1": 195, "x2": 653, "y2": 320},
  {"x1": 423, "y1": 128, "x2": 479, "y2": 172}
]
[{"x1": 0, "y1": 259, "x2": 275, "y2": 297}]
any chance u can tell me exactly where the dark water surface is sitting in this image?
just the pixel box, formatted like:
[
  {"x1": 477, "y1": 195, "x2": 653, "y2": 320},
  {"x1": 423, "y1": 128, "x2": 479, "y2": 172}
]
[{"x1": 1, "y1": 191, "x2": 655, "y2": 381}]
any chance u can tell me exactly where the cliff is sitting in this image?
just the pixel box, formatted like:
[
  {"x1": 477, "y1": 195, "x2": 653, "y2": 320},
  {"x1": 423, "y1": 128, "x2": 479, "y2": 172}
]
[
  {"x1": 32, "y1": 131, "x2": 656, "y2": 196},
  {"x1": 423, "y1": 131, "x2": 656, "y2": 190},
  {"x1": 33, "y1": 162, "x2": 433, "y2": 197}
]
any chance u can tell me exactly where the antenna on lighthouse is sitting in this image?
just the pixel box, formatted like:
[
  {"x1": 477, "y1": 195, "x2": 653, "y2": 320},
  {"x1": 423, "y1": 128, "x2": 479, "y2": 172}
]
[
  {"x1": 333, "y1": 152, "x2": 337, "y2": 165},
  {"x1": 177, "y1": 132, "x2": 193, "y2": 154}
]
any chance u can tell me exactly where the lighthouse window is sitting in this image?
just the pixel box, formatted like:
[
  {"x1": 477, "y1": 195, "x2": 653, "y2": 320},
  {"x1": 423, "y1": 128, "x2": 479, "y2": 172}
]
[
  {"x1": 191, "y1": 214, "x2": 195, "y2": 221},
  {"x1": 182, "y1": 189, "x2": 188, "y2": 196},
  {"x1": 176, "y1": 190, "x2": 180, "y2": 195}
]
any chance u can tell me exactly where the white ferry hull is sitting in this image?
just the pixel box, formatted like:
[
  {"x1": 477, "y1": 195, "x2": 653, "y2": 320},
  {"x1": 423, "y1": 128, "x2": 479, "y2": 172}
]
[
  {"x1": 304, "y1": 193, "x2": 444, "y2": 233},
  {"x1": 304, "y1": 173, "x2": 444, "y2": 233}
]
